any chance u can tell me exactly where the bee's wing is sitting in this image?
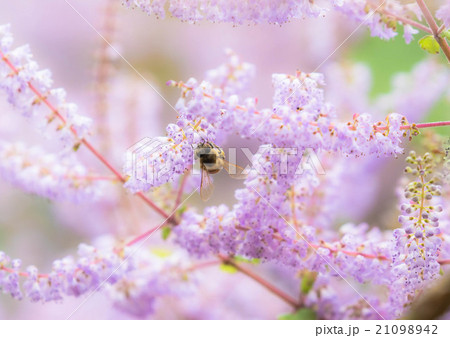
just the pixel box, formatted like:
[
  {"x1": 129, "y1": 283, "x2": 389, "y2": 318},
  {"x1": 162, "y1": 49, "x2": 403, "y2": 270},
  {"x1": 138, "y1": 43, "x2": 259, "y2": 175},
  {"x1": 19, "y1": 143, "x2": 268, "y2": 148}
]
[
  {"x1": 223, "y1": 160, "x2": 248, "y2": 180},
  {"x1": 200, "y1": 168, "x2": 214, "y2": 201}
]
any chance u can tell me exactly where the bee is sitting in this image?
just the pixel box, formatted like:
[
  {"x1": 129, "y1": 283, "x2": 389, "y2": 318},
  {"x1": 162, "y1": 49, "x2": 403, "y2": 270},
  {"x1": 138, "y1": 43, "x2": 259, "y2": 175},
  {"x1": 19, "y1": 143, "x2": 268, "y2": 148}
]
[{"x1": 194, "y1": 141, "x2": 246, "y2": 201}]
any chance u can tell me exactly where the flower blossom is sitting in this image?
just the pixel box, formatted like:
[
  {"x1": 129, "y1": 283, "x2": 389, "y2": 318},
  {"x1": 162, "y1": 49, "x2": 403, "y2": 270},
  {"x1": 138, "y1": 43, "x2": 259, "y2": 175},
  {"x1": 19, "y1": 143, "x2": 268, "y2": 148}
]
[
  {"x1": 0, "y1": 24, "x2": 92, "y2": 148},
  {"x1": 390, "y1": 152, "x2": 443, "y2": 317},
  {"x1": 0, "y1": 141, "x2": 103, "y2": 202},
  {"x1": 122, "y1": 0, "x2": 327, "y2": 24},
  {"x1": 0, "y1": 236, "x2": 196, "y2": 317},
  {"x1": 122, "y1": 0, "x2": 423, "y2": 43}
]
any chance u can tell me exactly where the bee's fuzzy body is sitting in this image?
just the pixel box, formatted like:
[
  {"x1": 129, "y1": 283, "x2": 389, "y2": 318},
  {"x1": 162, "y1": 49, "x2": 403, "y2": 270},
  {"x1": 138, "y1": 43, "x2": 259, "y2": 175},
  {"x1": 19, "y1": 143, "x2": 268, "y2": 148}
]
[{"x1": 195, "y1": 142, "x2": 225, "y2": 174}]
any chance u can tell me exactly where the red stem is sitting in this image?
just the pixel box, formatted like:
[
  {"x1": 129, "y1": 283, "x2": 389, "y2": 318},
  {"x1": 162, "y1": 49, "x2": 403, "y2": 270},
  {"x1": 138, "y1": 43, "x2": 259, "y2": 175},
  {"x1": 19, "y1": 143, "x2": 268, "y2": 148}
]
[
  {"x1": 381, "y1": 9, "x2": 432, "y2": 34},
  {"x1": 124, "y1": 224, "x2": 163, "y2": 247},
  {"x1": 311, "y1": 243, "x2": 389, "y2": 261},
  {"x1": 80, "y1": 139, "x2": 125, "y2": 183},
  {"x1": 438, "y1": 259, "x2": 450, "y2": 265},
  {"x1": 412, "y1": 121, "x2": 450, "y2": 129},
  {"x1": 376, "y1": 121, "x2": 450, "y2": 131}
]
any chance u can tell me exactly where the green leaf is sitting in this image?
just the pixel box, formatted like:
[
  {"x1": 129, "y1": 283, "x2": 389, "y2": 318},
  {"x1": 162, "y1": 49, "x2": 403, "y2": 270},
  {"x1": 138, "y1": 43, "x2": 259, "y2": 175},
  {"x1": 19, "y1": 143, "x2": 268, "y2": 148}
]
[
  {"x1": 442, "y1": 30, "x2": 450, "y2": 40},
  {"x1": 219, "y1": 263, "x2": 238, "y2": 274},
  {"x1": 278, "y1": 308, "x2": 317, "y2": 320},
  {"x1": 418, "y1": 35, "x2": 440, "y2": 54},
  {"x1": 161, "y1": 227, "x2": 172, "y2": 240},
  {"x1": 73, "y1": 142, "x2": 81, "y2": 152},
  {"x1": 300, "y1": 271, "x2": 317, "y2": 295}
]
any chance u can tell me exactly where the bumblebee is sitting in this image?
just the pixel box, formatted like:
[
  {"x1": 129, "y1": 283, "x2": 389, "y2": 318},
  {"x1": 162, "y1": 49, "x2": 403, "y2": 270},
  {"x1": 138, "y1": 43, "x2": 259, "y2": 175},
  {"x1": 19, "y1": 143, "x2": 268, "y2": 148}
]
[{"x1": 194, "y1": 141, "x2": 246, "y2": 201}]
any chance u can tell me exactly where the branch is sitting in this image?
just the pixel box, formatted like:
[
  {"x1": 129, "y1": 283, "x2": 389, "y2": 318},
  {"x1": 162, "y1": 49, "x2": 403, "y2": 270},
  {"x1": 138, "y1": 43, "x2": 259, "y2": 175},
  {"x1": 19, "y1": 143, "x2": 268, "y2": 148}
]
[
  {"x1": 375, "y1": 120, "x2": 450, "y2": 132},
  {"x1": 412, "y1": 121, "x2": 450, "y2": 129},
  {"x1": 381, "y1": 9, "x2": 432, "y2": 34},
  {"x1": 416, "y1": 0, "x2": 450, "y2": 62}
]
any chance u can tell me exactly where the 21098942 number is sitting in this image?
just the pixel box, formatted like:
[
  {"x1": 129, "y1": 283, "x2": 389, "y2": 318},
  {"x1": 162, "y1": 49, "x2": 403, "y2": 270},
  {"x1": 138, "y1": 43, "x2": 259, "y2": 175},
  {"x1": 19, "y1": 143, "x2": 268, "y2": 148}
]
[{"x1": 376, "y1": 325, "x2": 438, "y2": 335}]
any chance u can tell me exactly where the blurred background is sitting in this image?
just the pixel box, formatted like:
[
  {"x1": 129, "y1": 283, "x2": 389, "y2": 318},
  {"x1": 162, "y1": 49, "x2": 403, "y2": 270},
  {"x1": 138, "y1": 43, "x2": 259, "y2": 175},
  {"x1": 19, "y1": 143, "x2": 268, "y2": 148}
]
[{"x1": 0, "y1": 0, "x2": 449, "y2": 319}]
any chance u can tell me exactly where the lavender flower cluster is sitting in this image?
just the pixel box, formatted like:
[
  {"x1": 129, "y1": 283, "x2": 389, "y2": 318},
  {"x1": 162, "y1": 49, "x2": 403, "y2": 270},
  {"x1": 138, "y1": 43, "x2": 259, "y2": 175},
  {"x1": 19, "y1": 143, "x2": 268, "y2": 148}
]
[
  {"x1": 391, "y1": 152, "x2": 444, "y2": 316},
  {"x1": 0, "y1": 24, "x2": 92, "y2": 149},
  {"x1": 0, "y1": 142, "x2": 103, "y2": 202},
  {"x1": 123, "y1": 0, "x2": 326, "y2": 24},
  {"x1": 122, "y1": 0, "x2": 450, "y2": 44},
  {"x1": 0, "y1": 237, "x2": 195, "y2": 317}
]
